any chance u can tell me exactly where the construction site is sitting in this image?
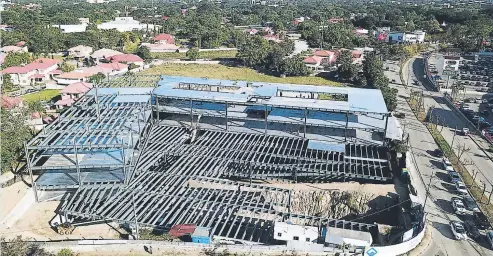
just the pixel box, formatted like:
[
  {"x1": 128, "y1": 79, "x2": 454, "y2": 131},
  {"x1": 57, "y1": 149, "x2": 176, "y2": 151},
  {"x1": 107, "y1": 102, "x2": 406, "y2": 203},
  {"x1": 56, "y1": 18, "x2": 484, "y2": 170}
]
[{"x1": 13, "y1": 75, "x2": 417, "y2": 253}]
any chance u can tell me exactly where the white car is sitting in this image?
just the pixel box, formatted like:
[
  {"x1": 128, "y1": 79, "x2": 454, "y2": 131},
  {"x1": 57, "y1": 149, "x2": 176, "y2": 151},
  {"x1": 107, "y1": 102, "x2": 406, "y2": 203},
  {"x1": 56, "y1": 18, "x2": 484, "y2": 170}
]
[
  {"x1": 450, "y1": 221, "x2": 468, "y2": 240},
  {"x1": 451, "y1": 197, "x2": 467, "y2": 215},
  {"x1": 442, "y1": 157, "x2": 452, "y2": 167},
  {"x1": 462, "y1": 128, "x2": 470, "y2": 135},
  {"x1": 455, "y1": 181, "x2": 468, "y2": 195}
]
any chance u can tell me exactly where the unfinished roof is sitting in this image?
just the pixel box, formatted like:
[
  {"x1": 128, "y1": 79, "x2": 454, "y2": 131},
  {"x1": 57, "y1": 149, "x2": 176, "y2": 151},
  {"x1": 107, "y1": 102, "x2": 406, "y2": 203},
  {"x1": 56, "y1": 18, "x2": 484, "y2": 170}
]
[{"x1": 155, "y1": 76, "x2": 389, "y2": 114}]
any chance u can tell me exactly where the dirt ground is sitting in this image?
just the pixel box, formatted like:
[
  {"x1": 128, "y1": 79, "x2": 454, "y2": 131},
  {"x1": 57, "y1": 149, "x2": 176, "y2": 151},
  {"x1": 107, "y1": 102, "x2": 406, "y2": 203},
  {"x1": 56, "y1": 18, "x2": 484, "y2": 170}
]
[
  {"x1": 0, "y1": 180, "x2": 31, "y2": 222},
  {"x1": 266, "y1": 180, "x2": 395, "y2": 196},
  {"x1": 0, "y1": 200, "x2": 122, "y2": 241}
]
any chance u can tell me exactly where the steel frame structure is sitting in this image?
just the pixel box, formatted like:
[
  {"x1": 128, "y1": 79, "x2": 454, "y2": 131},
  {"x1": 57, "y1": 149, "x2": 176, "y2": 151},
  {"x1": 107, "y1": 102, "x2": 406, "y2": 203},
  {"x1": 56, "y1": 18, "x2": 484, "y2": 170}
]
[
  {"x1": 25, "y1": 75, "x2": 393, "y2": 243},
  {"x1": 25, "y1": 92, "x2": 152, "y2": 201},
  {"x1": 60, "y1": 125, "x2": 381, "y2": 243}
]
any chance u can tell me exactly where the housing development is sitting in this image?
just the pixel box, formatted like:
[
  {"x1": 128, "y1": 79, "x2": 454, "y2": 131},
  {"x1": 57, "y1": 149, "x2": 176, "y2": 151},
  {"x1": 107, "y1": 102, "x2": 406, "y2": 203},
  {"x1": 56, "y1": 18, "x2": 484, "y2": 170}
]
[{"x1": 3, "y1": 0, "x2": 493, "y2": 256}]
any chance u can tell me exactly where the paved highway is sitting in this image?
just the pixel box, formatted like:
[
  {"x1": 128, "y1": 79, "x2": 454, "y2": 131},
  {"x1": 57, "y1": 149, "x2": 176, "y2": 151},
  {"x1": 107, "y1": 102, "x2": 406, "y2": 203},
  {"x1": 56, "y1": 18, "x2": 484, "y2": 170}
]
[
  {"x1": 407, "y1": 56, "x2": 493, "y2": 199},
  {"x1": 385, "y1": 58, "x2": 493, "y2": 256}
]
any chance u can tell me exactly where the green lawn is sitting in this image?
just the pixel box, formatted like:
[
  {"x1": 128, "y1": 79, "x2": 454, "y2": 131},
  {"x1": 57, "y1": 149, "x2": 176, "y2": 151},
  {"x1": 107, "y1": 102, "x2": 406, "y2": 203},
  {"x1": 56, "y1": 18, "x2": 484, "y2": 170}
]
[
  {"x1": 21, "y1": 90, "x2": 60, "y2": 103},
  {"x1": 151, "y1": 50, "x2": 238, "y2": 60},
  {"x1": 140, "y1": 63, "x2": 344, "y2": 87}
]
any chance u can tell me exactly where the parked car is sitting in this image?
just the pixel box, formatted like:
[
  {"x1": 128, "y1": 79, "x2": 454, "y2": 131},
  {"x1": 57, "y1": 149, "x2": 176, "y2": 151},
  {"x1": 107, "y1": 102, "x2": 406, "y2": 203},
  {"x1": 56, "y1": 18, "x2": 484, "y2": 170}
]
[
  {"x1": 450, "y1": 221, "x2": 468, "y2": 240},
  {"x1": 486, "y1": 231, "x2": 493, "y2": 249},
  {"x1": 474, "y1": 212, "x2": 490, "y2": 229},
  {"x1": 455, "y1": 181, "x2": 468, "y2": 195},
  {"x1": 448, "y1": 171, "x2": 461, "y2": 183},
  {"x1": 464, "y1": 220, "x2": 482, "y2": 240},
  {"x1": 462, "y1": 128, "x2": 470, "y2": 135},
  {"x1": 433, "y1": 149, "x2": 444, "y2": 157},
  {"x1": 443, "y1": 157, "x2": 452, "y2": 167},
  {"x1": 463, "y1": 195, "x2": 480, "y2": 212},
  {"x1": 451, "y1": 197, "x2": 467, "y2": 215},
  {"x1": 481, "y1": 110, "x2": 489, "y2": 116}
]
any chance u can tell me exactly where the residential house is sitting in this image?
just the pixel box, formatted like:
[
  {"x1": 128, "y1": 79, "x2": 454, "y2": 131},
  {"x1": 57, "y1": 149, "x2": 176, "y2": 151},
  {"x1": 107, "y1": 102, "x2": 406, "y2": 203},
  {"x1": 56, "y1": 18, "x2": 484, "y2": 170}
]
[
  {"x1": 26, "y1": 112, "x2": 44, "y2": 131},
  {"x1": 61, "y1": 82, "x2": 93, "y2": 100},
  {"x1": 0, "y1": 45, "x2": 27, "y2": 53},
  {"x1": 303, "y1": 50, "x2": 337, "y2": 72},
  {"x1": 0, "y1": 58, "x2": 59, "y2": 86},
  {"x1": 54, "y1": 95, "x2": 75, "y2": 109},
  {"x1": 107, "y1": 54, "x2": 144, "y2": 66},
  {"x1": 292, "y1": 17, "x2": 306, "y2": 25},
  {"x1": 328, "y1": 18, "x2": 344, "y2": 24},
  {"x1": 56, "y1": 71, "x2": 93, "y2": 85},
  {"x1": 153, "y1": 33, "x2": 175, "y2": 44},
  {"x1": 90, "y1": 48, "x2": 123, "y2": 63},
  {"x1": 56, "y1": 62, "x2": 127, "y2": 85},
  {"x1": 97, "y1": 17, "x2": 158, "y2": 32},
  {"x1": 68, "y1": 45, "x2": 93, "y2": 59},
  {"x1": 142, "y1": 43, "x2": 182, "y2": 53},
  {"x1": 263, "y1": 34, "x2": 281, "y2": 43},
  {"x1": 95, "y1": 62, "x2": 128, "y2": 75}
]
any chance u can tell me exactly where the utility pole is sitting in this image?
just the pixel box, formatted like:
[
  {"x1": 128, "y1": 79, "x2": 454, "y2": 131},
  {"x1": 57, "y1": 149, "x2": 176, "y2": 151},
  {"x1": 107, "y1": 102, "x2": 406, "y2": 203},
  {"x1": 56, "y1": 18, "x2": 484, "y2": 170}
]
[{"x1": 423, "y1": 168, "x2": 436, "y2": 212}]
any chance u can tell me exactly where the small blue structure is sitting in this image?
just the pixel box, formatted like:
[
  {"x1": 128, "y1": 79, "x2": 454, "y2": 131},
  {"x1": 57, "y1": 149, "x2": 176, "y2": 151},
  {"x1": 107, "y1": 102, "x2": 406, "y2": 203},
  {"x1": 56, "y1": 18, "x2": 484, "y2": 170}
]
[{"x1": 191, "y1": 226, "x2": 211, "y2": 244}]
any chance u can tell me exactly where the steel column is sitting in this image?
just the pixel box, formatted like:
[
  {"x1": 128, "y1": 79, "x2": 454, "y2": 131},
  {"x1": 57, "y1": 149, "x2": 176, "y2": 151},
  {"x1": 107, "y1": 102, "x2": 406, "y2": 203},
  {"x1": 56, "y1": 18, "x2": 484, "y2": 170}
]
[
  {"x1": 73, "y1": 139, "x2": 82, "y2": 186},
  {"x1": 383, "y1": 114, "x2": 389, "y2": 145},
  {"x1": 225, "y1": 102, "x2": 228, "y2": 131},
  {"x1": 190, "y1": 99, "x2": 193, "y2": 127},
  {"x1": 264, "y1": 105, "x2": 268, "y2": 135},
  {"x1": 304, "y1": 108, "x2": 307, "y2": 138},
  {"x1": 345, "y1": 112, "x2": 349, "y2": 142},
  {"x1": 24, "y1": 142, "x2": 38, "y2": 202}
]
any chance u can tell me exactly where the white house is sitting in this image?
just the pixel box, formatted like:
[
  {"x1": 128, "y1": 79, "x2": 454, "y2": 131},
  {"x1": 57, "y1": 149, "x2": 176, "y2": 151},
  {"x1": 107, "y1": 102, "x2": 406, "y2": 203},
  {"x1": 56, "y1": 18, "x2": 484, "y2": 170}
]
[
  {"x1": 91, "y1": 48, "x2": 123, "y2": 62},
  {"x1": 97, "y1": 17, "x2": 158, "y2": 32},
  {"x1": 52, "y1": 24, "x2": 88, "y2": 33},
  {"x1": 273, "y1": 222, "x2": 319, "y2": 243},
  {"x1": 0, "y1": 45, "x2": 28, "y2": 53},
  {"x1": 68, "y1": 45, "x2": 93, "y2": 59},
  {"x1": 141, "y1": 43, "x2": 182, "y2": 53},
  {"x1": 0, "y1": 58, "x2": 59, "y2": 86},
  {"x1": 387, "y1": 30, "x2": 426, "y2": 44}
]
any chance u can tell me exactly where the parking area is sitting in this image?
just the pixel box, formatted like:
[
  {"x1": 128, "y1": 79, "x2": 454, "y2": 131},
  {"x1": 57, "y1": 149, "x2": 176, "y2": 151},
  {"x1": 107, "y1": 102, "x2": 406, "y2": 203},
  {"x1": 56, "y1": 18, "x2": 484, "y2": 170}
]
[
  {"x1": 454, "y1": 93, "x2": 493, "y2": 137},
  {"x1": 456, "y1": 56, "x2": 493, "y2": 93}
]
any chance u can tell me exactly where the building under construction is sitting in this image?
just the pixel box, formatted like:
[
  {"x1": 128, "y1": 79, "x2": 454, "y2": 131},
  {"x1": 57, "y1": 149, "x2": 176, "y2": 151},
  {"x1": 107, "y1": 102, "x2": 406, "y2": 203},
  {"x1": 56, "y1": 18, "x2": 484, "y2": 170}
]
[{"x1": 26, "y1": 75, "x2": 401, "y2": 244}]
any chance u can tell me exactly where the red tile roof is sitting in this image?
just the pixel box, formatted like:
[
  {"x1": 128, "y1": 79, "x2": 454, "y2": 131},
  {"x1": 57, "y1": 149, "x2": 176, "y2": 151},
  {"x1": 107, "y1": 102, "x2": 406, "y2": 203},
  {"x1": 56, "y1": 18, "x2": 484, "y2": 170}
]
[
  {"x1": 107, "y1": 54, "x2": 143, "y2": 63},
  {"x1": 303, "y1": 56, "x2": 324, "y2": 64},
  {"x1": 313, "y1": 50, "x2": 336, "y2": 57},
  {"x1": 61, "y1": 82, "x2": 93, "y2": 94},
  {"x1": 97, "y1": 62, "x2": 128, "y2": 71},
  {"x1": 153, "y1": 33, "x2": 175, "y2": 44},
  {"x1": 55, "y1": 97, "x2": 75, "y2": 107},
  {"x1": 168, "y1": 224, "x2": 197, "y2": 237},
  {"x1": 16, "y1": 41, "x2": 26, "y2": 47},
  {"x1": 31, "y1": 112, "x2": 42, "y2": 119},
  {"x1": 1, "y1": 58, "x2": 59, "y2": 74}
]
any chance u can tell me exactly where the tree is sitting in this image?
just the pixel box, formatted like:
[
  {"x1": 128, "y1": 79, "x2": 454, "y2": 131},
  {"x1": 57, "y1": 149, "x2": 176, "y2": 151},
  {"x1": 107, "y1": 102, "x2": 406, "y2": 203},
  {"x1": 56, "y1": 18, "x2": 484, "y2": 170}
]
[
  {"x1": 57, "y1": 248, "x2": 73, "y2": 256},
  {"x1": 186, "y1": 48, "x2": 200, "y2": 61},
  {"x1": 136, "y1": 46, "x2": 151, "y2": 61},
  {"x1": 0, "y1": 108, "x2": 31, "y2": 174},
  {"x1": 236, "y1": 36, "x2": 271, "y2": 68},
  {"x1": 2, "y1": 74, "x2": 15, "y2": 92},
  {"x1": 2, "y1": 52, "x2": 31, "y2": 68},
  {"x1": 128, "y1": 63, "x2": 140, "y2": 70},
  {"x1": 27, "y1": 101, "x2": 45, "y2": 113},
  {"x1": 59, "y1": 62, "x2": 75, "y2": 73},
  {"x1": 279, "y1": 55, "x2": 311, "y2": 76},
  {"x1": 0, "y1": 236, "x2": 50, "y2": 256},
  {"x1": 456, "y1": 143, "x2": 472, "y2": 160},
  {"x1": 88, "y1": 72, "x2": 106, "y2": 84},
  {"x1": 337, "y1": 50, "x2": 358, "y2": 82}
]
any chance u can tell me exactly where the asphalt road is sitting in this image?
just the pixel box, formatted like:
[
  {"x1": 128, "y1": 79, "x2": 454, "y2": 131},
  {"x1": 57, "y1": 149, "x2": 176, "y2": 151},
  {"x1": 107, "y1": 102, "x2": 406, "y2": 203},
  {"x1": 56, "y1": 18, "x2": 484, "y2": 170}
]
[
  {"x1": 385, "y1": 58, "x2": 493, "y2": 256},
  {"x1": 409, "y1": 56, "x2": 493, "y2": 198}
]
